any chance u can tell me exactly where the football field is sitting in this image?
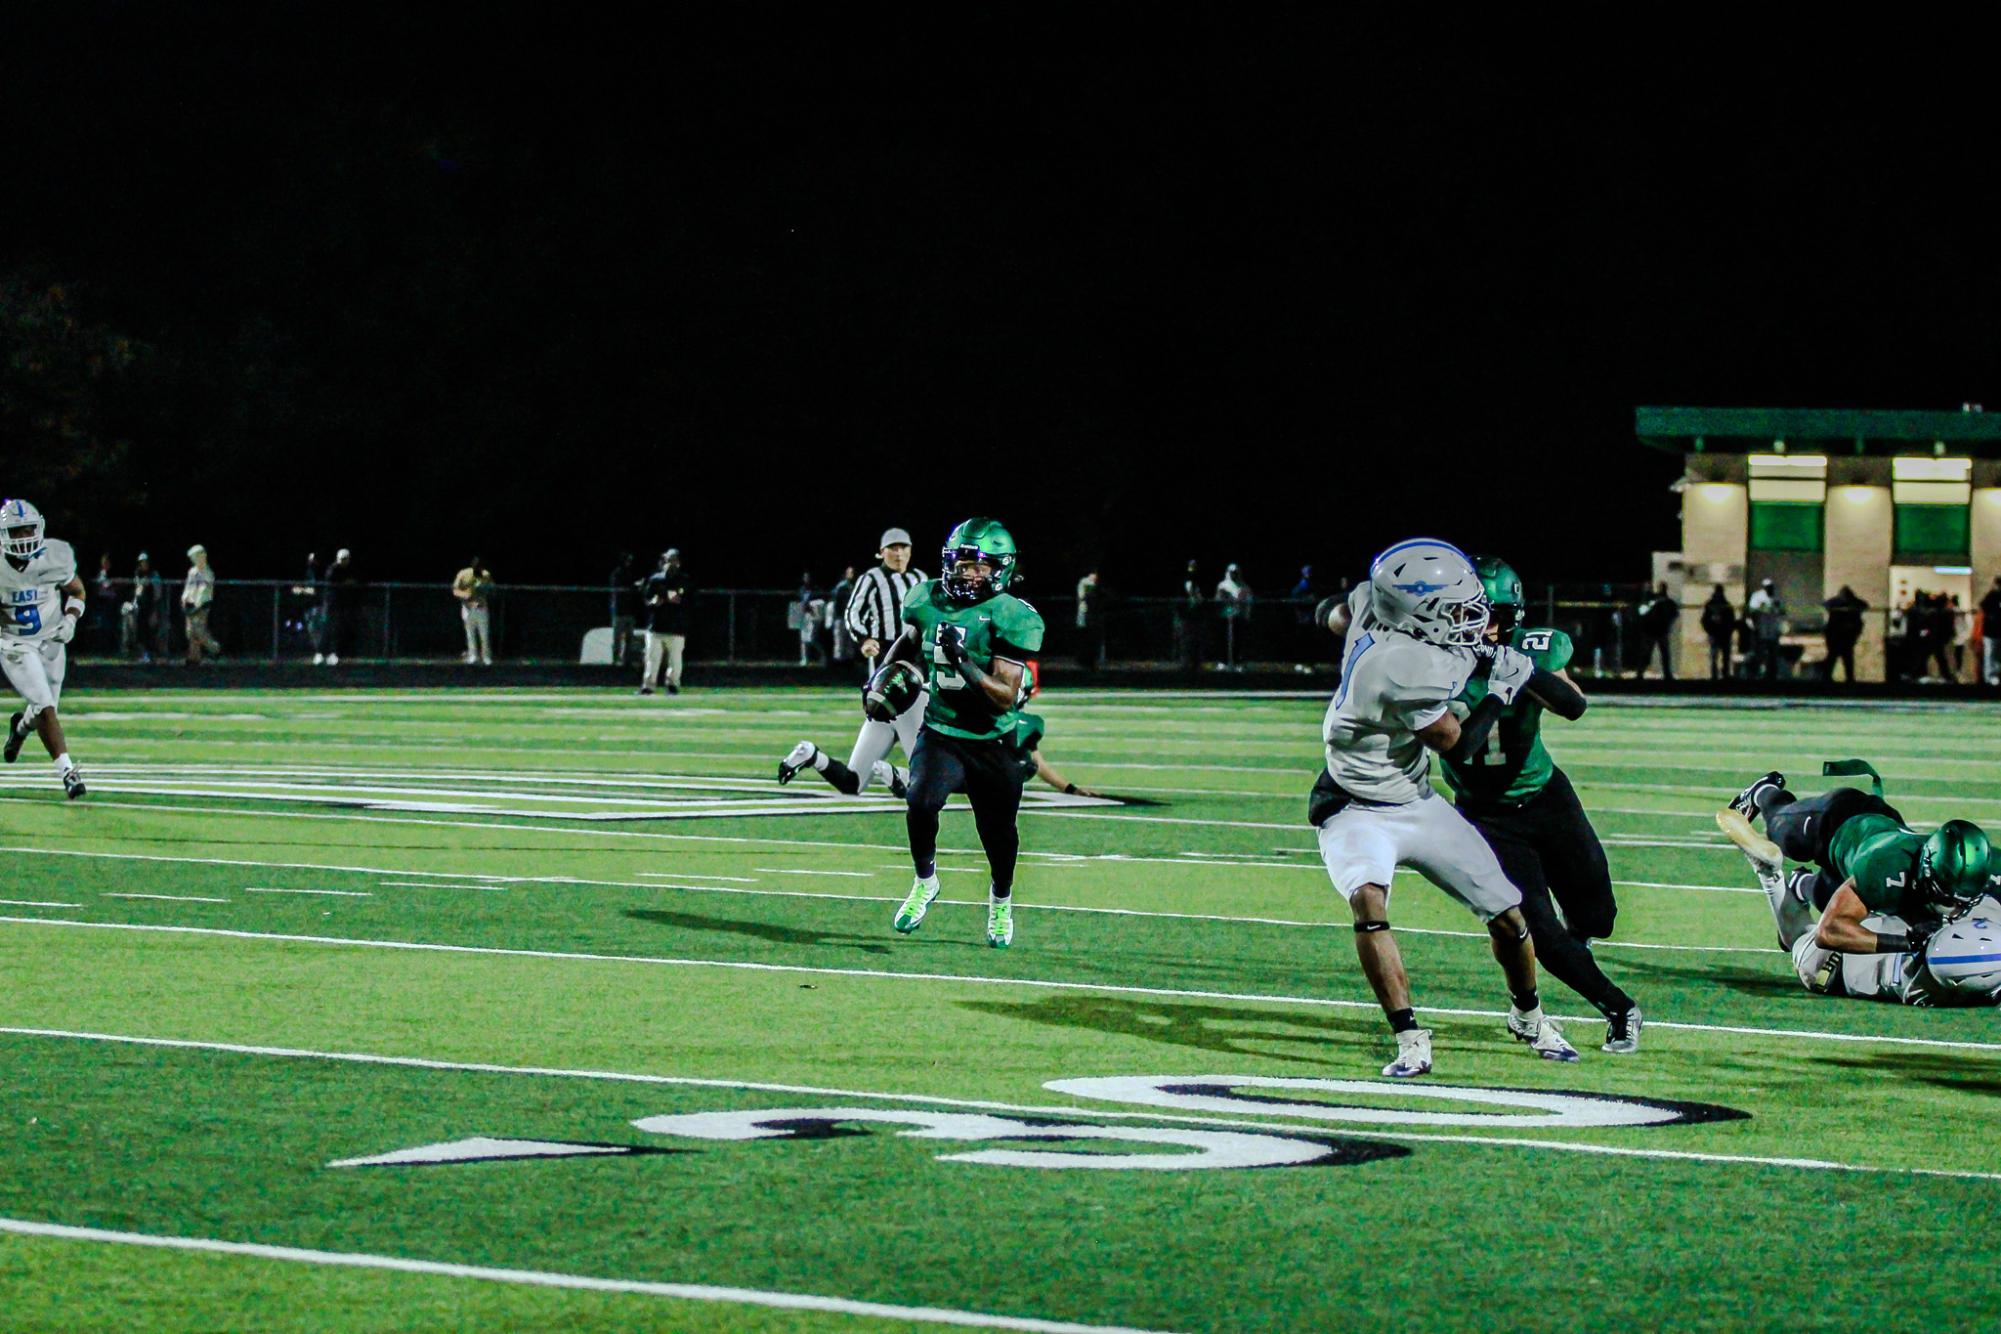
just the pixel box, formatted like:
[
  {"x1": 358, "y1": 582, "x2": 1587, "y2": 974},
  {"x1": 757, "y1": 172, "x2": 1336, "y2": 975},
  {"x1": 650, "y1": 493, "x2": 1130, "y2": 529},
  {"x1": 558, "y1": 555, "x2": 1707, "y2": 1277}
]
[{"x1": 2, "y1": 687, "x2": 1998, "y2": 1333}]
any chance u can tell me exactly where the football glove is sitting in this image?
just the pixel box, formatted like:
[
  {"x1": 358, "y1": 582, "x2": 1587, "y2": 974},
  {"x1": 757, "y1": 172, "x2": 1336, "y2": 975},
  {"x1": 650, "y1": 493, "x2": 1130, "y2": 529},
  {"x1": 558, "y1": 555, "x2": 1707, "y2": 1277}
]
[
  {"x1": 936, "y1": 623, "x2": 968, "y2": 668},
  {"x1": 1479, "y1": 644, "x2": 1535, "y2": 705},
  {"x1": 51, "y1": 615, "x2": 77, "y2": 645}
]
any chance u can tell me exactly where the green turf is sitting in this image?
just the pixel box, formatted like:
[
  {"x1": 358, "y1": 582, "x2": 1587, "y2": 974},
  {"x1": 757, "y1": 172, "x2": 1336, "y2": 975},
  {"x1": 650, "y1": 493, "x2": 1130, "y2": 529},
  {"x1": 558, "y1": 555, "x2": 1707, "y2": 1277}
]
[{"x1": 2, "y1": 688, "x2": 1999, "y2": 1332}]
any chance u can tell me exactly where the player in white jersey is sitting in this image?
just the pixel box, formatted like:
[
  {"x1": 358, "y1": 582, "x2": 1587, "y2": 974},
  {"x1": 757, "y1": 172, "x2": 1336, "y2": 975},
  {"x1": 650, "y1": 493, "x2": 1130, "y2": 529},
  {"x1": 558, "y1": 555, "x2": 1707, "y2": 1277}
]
[
  {"x1": 777, "y1": 528, "x2": 929, "y2": 797},
  {"x1": 0, "y1": 499, "x2": 89, "y2": 798},
  {"x1": 1314, "y1": 538, "x2": 1589, "y2": 1076}
]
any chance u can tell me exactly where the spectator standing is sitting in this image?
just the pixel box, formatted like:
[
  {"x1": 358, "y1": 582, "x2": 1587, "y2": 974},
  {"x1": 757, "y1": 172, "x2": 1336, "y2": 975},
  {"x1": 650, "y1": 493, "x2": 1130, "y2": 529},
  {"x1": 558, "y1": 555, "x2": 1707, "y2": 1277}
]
[
  {"x1": 182, "y1": 544, "x2": 222, "y2": 664},
  {"x1": 845, "y1": 528, "x2": 924, "y2": 682},
  {"x1": 1952, "y1": 595, "x2": 1973, "y2": 680},
  {"x1": 639, "y1": 549, "x2": 689, "y2": 695},
  {"x1": 609, "y1": 553, "x2": 637, "y2": 667},
  {"x1": 90, "y1": 553, "x2": 117, "y2": 653},
  {"x1": 828, "y1": 566, "x2": 858, "y2": 669},
  {"x1": 453, "y1": 557, "x2": 495, "y2": 665},
  {"x1": 320, "y1": 548, "x2": 356, "y2": 666},
  {"x1": 1747, "y1": 579, "x2": 1785, "y2": 680},
  {"x1": 1920, "y1": 592, "x2": 1956, "y2": 682},
  {"x1": 1216, "y1": 563, "x2": 1252, "y2": 670},
  {"x1": 294, "y1": 553, "x2": 324, "y2": 660},
  {"x1": 1821, "y1": 585, "x2": 1868, "y2": 683},
  {"x1": 1704, "y1": 588, "x2": 1736, "y2": 684},
  {"x1": 1635, "y1": 582, "x2": 1678, "y2": 679},
  {"x1": 1075, "y1": 569, "x2": 1103, "y2": 670},
  {"x1": 793, "y1": 573, "x2": 823, "y2": 666},
  {"x1": 123, "y1": 553, "x2": 158, "y2": 660},
  {"x1": 1982, "y1": 577, "x2": 2001, "y2": 685},
  {"x1": 131, "y1": 552, "x2": 169, "y2": 662},
  {"x1": 1174, "y1": 560, "x2": 1206, "y2": 671}
]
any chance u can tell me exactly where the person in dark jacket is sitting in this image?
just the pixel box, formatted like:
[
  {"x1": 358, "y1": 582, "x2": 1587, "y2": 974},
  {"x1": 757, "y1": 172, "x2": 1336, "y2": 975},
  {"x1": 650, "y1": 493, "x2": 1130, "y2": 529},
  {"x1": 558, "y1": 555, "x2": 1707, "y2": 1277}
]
[
  {"x1": 1635, "y1": 582, "x2": 1678, "y2": 679},
  {"x1": 1821, "y1": 585, "x2": 1868, "y2": 683},
  {"x1": 1700, "y1": 585, "x2": 1736, "y2": 680}
]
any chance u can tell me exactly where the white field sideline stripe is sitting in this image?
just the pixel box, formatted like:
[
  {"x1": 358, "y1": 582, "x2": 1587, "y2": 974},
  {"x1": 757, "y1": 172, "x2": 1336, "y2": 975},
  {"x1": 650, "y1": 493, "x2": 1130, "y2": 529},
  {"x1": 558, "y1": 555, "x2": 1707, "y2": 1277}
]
[
  {"x1": 245, "y1": 887, "x2": 373, "y2": 898},
  {"x1": 6, "y1": 1027, "x2": 1998, "y2": 1184},
  {"x1": 5, "y1": 917, "x2": 1994, "y2": 1053},
  {"x1": 101, "y1": 893, "x2": 230, "y2": 904},
  {"x1": 0, "y1": 1218, "x2": 1179, "y2": 1334}
]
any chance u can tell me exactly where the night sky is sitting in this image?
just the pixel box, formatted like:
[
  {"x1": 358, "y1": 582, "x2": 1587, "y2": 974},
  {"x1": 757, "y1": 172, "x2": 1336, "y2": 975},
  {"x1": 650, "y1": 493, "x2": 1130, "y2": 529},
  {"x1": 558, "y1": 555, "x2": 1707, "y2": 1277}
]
[{"x1": 4, "y1": 8, "x2": 1997, "y2": 594}]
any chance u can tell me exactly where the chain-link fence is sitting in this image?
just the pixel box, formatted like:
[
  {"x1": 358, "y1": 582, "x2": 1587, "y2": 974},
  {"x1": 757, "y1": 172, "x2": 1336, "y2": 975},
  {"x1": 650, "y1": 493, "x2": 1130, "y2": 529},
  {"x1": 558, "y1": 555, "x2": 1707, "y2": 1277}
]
[{"x1": 62, "y1": 579, "x2": 1994, "y2": 686}]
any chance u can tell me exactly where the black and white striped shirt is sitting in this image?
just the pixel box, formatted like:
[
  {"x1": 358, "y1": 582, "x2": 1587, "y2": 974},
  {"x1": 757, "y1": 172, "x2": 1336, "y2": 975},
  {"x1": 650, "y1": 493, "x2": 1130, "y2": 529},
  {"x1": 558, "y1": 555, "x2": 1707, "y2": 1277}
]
[{"x1": 845, "y1": 565, "x2": 926, "y2": 641}]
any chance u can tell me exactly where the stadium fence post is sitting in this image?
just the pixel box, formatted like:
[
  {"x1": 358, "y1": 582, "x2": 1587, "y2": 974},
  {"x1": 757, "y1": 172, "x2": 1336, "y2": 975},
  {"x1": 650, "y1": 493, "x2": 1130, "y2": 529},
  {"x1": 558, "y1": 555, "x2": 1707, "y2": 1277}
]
[{"x1": 270, "y1": 584, "x2": 280, "y2": 664}]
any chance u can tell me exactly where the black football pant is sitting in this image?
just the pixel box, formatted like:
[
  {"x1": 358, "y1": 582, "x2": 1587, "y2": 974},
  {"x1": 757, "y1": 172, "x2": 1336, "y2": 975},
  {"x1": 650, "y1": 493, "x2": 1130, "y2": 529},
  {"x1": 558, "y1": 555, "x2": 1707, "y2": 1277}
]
[
  {"x1": 1460, "y1": 768, "x2": 1632, "y2": 1017},
  {"x1": 906, "y1": 728, "x2": 1024, "y2": 896},
  {"x1": 1756, "y1": 785, "x2": 1904, "y2": 910}
]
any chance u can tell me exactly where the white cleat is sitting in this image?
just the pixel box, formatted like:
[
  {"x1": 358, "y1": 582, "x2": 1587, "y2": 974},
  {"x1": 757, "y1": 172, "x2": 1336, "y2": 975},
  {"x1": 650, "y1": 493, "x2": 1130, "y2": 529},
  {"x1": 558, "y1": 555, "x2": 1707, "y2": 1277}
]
[
  {"x1": 1382, "y1": 1027, "x2": 1432, "y2": 1078},
  {"x1": 777, "y1": 740, "x2": 818, "y2": 785},
  {"x1": 1508, "y1": 1009, "x2": 1580, "y2": 1062},
  {"x1": 1601, "y1": 1004, "x2": 1643, "y2": 1055},
  {"x1": 893, "y1": 875, "x2": 941, "y2": 935}
]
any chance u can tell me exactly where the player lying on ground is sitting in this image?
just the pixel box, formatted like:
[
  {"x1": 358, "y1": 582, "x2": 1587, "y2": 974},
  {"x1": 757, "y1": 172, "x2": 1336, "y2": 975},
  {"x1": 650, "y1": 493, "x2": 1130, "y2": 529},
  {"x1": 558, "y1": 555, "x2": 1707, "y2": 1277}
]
[
  {"x1": 1719, "y1": 771, "x2": 2001, "y2": 1004},
  {"x1": 882, "y1": 518, "x2": 1045, "y2": 948},
  {"x1": 1430, "y1": 556, "x2": 1641, "y2": 1052},
  {"x1": 1313, "y1": 537, "x2": 1588, "y2": 1077},
  {"x1": 1, "y1": 498, "x2": 88, "y2": 799},
  {"x1": 776, "y1": 528, "x2": 930, "y2": 797}
]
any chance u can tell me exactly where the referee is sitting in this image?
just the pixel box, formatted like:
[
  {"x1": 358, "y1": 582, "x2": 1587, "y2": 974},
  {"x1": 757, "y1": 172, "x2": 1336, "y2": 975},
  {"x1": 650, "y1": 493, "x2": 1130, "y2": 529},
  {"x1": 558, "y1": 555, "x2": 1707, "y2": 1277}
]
[{"x1": 846, "y1": 528, "x2": 924, "y2": 678}]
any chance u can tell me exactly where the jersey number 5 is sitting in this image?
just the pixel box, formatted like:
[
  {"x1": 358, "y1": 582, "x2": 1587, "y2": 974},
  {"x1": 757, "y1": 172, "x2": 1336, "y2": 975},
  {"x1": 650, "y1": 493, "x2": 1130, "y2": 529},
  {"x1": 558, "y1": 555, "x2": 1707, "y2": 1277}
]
[{"x1": 932, "y1": 631, "x2": 964, "y2": 690}]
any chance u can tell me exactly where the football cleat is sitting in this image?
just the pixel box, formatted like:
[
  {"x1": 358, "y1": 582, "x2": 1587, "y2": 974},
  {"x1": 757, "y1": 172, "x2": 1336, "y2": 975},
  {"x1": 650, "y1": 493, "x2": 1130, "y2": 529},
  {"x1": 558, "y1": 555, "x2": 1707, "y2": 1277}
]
[
  {"x1": 1727, "y1": 771, "x2": 1786, "y2": 821},
  {"x1": 636, "y1": 685, "x2": 654, "y2": 696},
  {"x1": 886, "y1": 764, "x2": 910, "y2": 800},
  {"x1": 869, "y1": 759, "x2": 906, "y2": 797},
  {"x1": 1717, "y1": 807, "x2": 1784, "y2": 879},
  {"x1": 986, "y1": 894, "x2": 1014, "y2": 948},
  {"x1": 893, "y1": 875, "x2": 941, "y2": 935},
  {"x1": 1383, "y1": 1027, "x2": 1432, "y2": 1078},
  {"x1": 62, "y1": 767, "x2": 86, "y2": 800},
  {"x1": 1508, "y1": 1009, "x2": 1580, "y2": 1062},
  {"x1": 1601, "y1": 1004, "x2": 1643, "y2": 1055},
  {"x1": 3, "y1": 712, "x2": 25, "y2": 764},
  {"x1": 777, "y1": 741, "x2": 819, "y2": 785}
]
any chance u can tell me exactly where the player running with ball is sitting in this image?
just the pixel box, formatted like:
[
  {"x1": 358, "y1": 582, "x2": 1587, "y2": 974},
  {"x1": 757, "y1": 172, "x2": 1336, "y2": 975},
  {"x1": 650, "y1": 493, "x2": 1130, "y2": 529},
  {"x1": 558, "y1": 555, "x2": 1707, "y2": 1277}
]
[
  {"x1": 0, "y1": 498, "x2": 89, "y2": 798},
  {"x1": 883, "y1": 518, "x2": 1043, "y2": 948},
  {"x1": 1316, "y1": 538, "x2": 1588, "y2": 1076}
]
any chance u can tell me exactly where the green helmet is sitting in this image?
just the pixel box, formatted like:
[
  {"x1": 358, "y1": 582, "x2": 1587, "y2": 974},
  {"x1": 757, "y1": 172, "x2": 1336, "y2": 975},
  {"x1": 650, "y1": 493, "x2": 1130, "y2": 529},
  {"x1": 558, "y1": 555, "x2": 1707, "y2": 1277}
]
[
  {"x1": 940, "y1": 517, "x2": 1018, "y2": 604},
  {"x1": 1921, "y1": 820, "x2": 1993, "y2": 910},
  {"x1": 1473, "y1": 555, "x2": 1524, "y2": 634}
]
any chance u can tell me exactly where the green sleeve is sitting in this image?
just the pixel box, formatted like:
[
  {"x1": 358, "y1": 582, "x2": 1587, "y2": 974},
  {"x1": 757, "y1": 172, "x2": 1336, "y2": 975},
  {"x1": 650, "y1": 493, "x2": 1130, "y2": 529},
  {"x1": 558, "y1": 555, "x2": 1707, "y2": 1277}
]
[
  {"x1": 993, "y1": 597, "x2": 1045, "y2": 655},
  {"x1": 901, "y1": 581, "x2": 934, "y2": 628},
  {"x1": 1518, "y1": 627, "x2": 1573, "y2": 673}
]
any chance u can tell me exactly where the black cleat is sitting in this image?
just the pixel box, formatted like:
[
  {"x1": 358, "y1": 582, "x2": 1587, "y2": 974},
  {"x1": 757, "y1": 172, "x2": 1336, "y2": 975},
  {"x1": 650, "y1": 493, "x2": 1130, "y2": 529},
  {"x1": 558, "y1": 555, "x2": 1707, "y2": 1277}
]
[
  {"x1": 888, "y1": 766, "x2": 909, "y2": 800},
  {"x1": 1728, "y1": 771, "x2": 1785, "y2": 821},
  {"x1": 2, "y1": 712, "x2": 24, "y2": 764},
  {"x1": 1602, "y1": 1004, "x2": 1643, "y2": 1055},
  {"x1": 62, "y1": 767, "x2": 87, "y2": 800}
]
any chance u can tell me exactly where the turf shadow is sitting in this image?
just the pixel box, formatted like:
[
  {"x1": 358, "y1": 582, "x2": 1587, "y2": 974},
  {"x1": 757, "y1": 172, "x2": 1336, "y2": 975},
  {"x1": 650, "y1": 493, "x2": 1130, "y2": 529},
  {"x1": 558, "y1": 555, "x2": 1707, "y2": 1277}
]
[
  {"x1": 955, "y1": 994, "x2": 1382, "y2": 1064},
  {"x1": 1609, "y1": 956, "x2": 1801, "y2": 998},
  {"x1": 624, "y1": 908, "x2": 894, "y2": 956},
  {"x1": 1812, "y1": 1050, "x2": 2001, "y2": 1098}
]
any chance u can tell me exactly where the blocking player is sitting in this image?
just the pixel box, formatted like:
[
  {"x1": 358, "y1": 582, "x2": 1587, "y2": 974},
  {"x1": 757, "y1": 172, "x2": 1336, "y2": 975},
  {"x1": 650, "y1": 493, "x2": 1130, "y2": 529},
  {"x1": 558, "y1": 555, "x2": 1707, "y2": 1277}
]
[
  {"x1": 1720, "y1": 771, "x2": 1999, "y2": 1004},
  {"x1": 884, "y1": 518, "x2": 1044, "y2": 949},
  {"x1": 776, "y1": 528, "x2": 928, "y2": 797},
  {"x1": 1315, "y1": 538, "x2": 1588, "y2": 1077},
  {"x1": 1436, "y1": 557, "x2": 1642, "y2": 1053},
  {"x1": 0, "y1": 498, "x2": 88, "y2": 798}
]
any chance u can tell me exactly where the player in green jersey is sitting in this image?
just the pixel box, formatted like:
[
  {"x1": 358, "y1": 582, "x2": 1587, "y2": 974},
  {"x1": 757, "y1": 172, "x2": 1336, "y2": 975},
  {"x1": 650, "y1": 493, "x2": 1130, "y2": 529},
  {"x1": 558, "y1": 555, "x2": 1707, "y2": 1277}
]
[
  {"x1": 883, "y1": 518, "x2": 1046, "y2": 947},
  {"x1": 1720, "y1": 770, "x2": 2000, "y2": 1002},
  {"x1": 1439, "y1": 557, "x2": 1642, "y2": 1052}
]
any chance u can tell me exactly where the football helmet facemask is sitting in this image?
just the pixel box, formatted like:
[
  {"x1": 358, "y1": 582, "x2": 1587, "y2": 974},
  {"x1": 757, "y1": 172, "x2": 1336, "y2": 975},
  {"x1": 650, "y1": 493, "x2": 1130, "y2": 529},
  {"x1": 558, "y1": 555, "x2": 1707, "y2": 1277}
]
[
  {"x1": 1369, "y1": 538, "x2": 1489, "y2": 648},
  {"x1": 1, "y1": 498, "x2": 46, "y2": 565},
  {"x1": 1475, "y1": 555, "x2": 1525, "y2": 637},
  {"x1": 939, "y1": 517, "x2": 1018, "y2": 605}
]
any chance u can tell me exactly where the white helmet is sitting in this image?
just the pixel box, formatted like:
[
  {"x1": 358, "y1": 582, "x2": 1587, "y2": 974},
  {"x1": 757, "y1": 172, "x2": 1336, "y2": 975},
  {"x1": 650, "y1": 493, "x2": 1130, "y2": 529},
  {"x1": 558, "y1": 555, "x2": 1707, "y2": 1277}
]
[
  {"x1": 1, "y1": 498, "x2": 46, "y2": 563},
  {"x1": 1368, "y1": 537, "x2": 1489, "y2": 648},
  {"x1": 1924, "y1": 899, "x2": 2001, "y2": 1000}
]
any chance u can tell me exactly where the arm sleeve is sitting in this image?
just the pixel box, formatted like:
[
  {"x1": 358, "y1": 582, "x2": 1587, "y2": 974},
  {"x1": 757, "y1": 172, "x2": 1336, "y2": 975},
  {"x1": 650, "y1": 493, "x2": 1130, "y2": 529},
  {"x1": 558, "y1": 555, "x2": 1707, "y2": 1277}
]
[
  {"x1": 1440, "y1": 694, "x2": 1506, "y2": 761},
  {"x1": 1526, "y1": 666, "x2": 1587, "y2": 721}
]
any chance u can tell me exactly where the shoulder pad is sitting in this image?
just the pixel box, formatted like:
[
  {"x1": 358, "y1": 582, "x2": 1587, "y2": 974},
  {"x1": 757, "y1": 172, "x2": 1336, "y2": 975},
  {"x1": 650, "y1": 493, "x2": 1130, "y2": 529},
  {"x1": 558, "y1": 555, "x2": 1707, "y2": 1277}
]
[
  {"x1": 1379, "y1": 636, "x2": 1471, "y2": 701},
  {"x1": 1517, "y1": 626, "x2": 1574, "y2": 673},
  {"x1": 901, "y1": 581, "x2": 936, "y2": 617},
  {"x1": 40, "y1": 539, "x2": 77, "y2": 585}
]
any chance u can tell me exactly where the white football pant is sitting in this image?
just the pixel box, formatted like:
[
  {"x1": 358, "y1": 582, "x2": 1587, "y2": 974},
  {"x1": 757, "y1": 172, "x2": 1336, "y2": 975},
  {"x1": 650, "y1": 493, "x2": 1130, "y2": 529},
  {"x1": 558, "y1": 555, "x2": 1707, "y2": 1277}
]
[
  {"x1": 1317, "y1": 789, "x2": 1523, "y2": 922},
  {"x1": 844, "y1": 690, "x2": 927, "y2": 793},
  {"x1": 0, "y1": 637, "x2": 66, "y2": 724}
]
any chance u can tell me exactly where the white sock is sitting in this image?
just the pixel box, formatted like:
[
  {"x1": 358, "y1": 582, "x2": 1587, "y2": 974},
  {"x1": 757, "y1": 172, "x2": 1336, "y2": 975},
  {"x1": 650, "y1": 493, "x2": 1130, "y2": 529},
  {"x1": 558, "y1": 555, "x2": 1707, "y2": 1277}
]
[
  {"x1": 54, "y1": 752, "x2": 74, "y2": 776},
  {"x1": 811, "y1": 749, "x2": 830, "y2": 772},
  {"x1": 1512, "y1": 1003, "x2": 1544, "y2": 1024}
]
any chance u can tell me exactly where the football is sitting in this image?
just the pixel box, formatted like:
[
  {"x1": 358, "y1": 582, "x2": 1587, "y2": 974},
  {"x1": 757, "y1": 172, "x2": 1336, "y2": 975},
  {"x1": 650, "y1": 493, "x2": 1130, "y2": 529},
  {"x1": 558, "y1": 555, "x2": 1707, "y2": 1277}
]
[{"x1": 862, "y1": 659, "x2": 924, "y2": 723}]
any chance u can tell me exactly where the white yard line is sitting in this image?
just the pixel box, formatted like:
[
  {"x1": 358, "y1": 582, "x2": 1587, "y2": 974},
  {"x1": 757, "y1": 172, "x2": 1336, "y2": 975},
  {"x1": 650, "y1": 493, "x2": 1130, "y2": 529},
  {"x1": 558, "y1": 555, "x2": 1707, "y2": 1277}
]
[
  {"x1": 377, "y1": 881, "x2": 508, "y2": 892},
  {"x1": 3, "y1": 918, "x2": 1990, "y2": 1053},
  {"x1": 101, "y1": 893, "x2": 230, "y2": 904},
  {"x1": 4, "y1": 1027, "x2": 1998, "y2": 1183},
  {"x1": 245, "y1": 887, "x2": 374, "y2": 898},
  {"x1": 753, "y1": 867, "x2": 874, "y2": 878},
  {"x1": 0, "y1": 899, "x2": 80, "y2": 908},
  {"x1": 0, "y1": 1217, "x2": 1178, "y2": 1333}
]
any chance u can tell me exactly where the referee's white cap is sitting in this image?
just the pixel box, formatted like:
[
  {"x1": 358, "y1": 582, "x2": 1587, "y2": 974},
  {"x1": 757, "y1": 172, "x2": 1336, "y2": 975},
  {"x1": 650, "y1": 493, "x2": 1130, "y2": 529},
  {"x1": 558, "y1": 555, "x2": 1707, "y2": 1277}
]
[{"x1": 879, "y1": 528, "x2": 913, "y2": 550}]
